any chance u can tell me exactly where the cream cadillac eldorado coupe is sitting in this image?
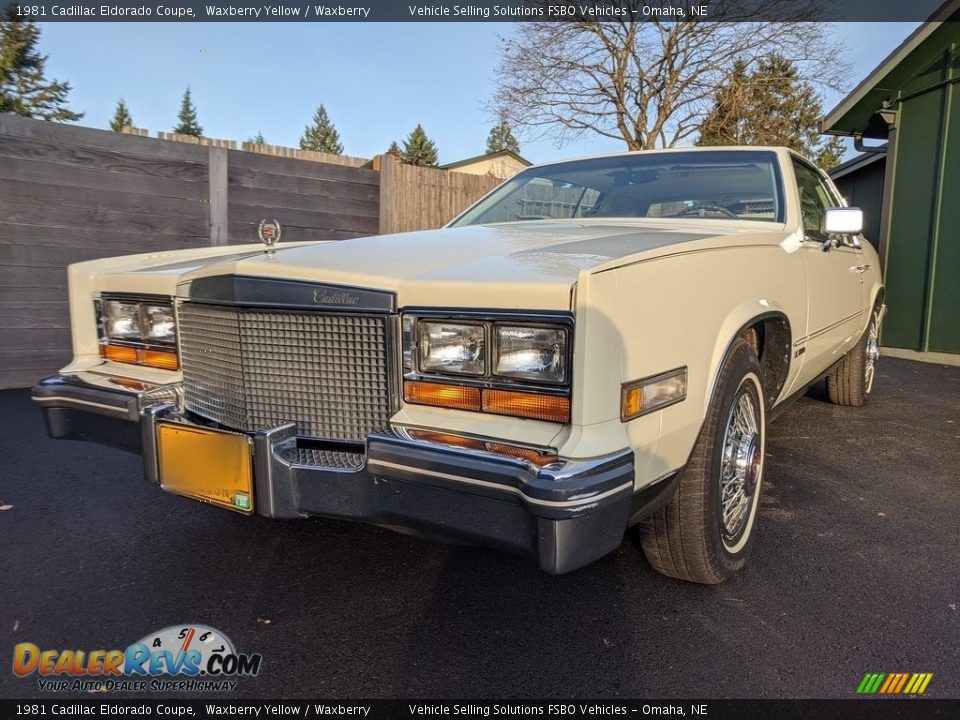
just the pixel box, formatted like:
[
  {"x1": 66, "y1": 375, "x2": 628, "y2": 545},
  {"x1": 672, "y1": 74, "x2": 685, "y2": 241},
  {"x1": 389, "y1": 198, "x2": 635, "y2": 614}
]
[{"x1": 33, "y1": 147, "x2": 884, "y2": 583}]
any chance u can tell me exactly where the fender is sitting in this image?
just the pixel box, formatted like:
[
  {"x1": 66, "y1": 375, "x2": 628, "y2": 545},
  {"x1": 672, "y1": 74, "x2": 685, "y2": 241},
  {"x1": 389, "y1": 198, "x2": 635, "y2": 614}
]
[{"x1": 702, "y1": 305, "x2": 793, "y2": 416}]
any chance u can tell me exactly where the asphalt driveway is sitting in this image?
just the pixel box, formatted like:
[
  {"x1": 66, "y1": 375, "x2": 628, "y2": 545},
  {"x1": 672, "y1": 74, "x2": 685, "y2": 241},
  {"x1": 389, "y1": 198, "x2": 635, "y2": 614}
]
[{"x1": 1, "y1": 357, "x2": 957, "y2": 699}]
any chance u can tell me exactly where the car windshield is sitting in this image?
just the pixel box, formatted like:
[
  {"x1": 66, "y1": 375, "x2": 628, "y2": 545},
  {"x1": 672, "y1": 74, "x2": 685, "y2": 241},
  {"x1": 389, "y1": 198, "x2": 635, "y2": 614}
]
[{"x1": 450, "y1": 150, "x2": 784, "y2": 226}]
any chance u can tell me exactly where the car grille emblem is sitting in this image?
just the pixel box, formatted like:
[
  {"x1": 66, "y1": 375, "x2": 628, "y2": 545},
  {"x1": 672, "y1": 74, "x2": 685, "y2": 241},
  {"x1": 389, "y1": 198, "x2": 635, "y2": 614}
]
[{"x1": 257, "y1": 219, "x2": 282, "y2": 254}]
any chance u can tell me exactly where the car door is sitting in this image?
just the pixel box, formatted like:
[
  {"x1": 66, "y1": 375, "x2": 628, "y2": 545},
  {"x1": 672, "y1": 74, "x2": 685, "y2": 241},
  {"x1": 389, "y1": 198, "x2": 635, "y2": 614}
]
[{"x1": 793, "y1": 159, "x2": 867, "y2": 380}]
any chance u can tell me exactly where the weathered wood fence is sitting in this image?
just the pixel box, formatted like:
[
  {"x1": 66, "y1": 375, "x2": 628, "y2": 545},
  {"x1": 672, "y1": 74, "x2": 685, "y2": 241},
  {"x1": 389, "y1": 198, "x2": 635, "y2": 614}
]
[
  {"x1": 379, "y1": 159, "x2": 500, "y2": 234},
  {"x1": 0, "y1": 115, "x2": 505, "y2": 389}
]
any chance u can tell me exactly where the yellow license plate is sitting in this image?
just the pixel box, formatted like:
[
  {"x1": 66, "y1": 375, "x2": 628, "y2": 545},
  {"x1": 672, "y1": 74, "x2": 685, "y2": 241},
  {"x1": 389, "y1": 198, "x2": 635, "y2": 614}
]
[{"x1": 157, "y1": 423, "x2": 254, "y2": 514}]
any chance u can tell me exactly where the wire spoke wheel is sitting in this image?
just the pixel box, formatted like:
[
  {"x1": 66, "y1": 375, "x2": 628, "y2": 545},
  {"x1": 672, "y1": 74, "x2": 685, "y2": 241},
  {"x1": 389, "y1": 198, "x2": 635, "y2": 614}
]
[
  {"x1": 638, "y1": 338, "x2": 766, "y2": 584},
  {"x1": 719, "y1": 384, "x2": 762, "y2": 550},
  {"x1": 864, "y1": 314, "x2": 880, "y2": 394}
]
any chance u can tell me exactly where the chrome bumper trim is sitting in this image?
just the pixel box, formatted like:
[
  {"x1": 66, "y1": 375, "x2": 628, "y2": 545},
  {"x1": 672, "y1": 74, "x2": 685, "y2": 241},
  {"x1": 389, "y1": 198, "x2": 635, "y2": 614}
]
[
  {"x1": 366, "y1": 458, "x2": 632, "y2": 509},
  {"x1": 31, "y1": 375, "x2": 144, "y2": 422},
  {"x1": 32, "y1": 393, "x2": 135, "y2": 421}
]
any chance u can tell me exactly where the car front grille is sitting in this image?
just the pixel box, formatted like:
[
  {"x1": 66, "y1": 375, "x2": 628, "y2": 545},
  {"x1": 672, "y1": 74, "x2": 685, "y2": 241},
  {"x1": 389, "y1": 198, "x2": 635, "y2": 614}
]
[{"x1": 177, "y1": 302, "x2": 394, "y2": 441}]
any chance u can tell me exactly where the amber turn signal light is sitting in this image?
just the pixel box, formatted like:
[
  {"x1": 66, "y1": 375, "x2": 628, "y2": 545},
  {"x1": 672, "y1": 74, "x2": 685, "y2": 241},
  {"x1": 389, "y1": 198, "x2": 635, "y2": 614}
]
[
  {"x1": 101, "y1": 343, "x2": 139, "y2": 364},
  {"x1": 408, "y1": 430, "x2": 558, "y2": 467},
  {"x1": 482, "y1": 389, "x2": 570, "y2": 423},
  {"x1": 404, "y1": 382, "x2": 570, "y2": 423},
  {"x1": 621, "y1": 367, "x2": 687, "y2": 422},
  {"x1": 100, "y1": 343, "x2": 179, "y2": 371},
  {"x1": 141, "y1": 349, "x2": 180, "y2": 371},
  {"x1": 407, "y1": 429, "x2": 485, "y2": 450},
  {"x1": 483, "y1": 442, "x2": 558, "y2": 466},
  {"x1": 403, "y1": 381, "x2": 482, "y2": 412}
]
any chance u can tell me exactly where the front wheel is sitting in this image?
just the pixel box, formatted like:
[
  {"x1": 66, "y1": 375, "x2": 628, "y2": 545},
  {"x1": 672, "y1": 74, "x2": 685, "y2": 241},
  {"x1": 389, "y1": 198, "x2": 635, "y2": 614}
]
[{"x1": 639, "y1": 338, "x2": 766, "y2": 584}]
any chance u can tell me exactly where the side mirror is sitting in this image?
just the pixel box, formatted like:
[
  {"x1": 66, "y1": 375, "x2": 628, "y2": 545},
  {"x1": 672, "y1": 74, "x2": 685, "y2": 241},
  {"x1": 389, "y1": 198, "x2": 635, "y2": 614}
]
[{"x1": 824, "y1": 207, "x2": 863, "y2": 235}]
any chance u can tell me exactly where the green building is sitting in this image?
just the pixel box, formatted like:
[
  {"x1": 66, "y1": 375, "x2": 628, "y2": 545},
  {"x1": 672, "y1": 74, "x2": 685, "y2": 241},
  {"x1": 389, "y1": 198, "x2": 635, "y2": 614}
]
[{"x1": 821, "y1": 0, "x2": 960, "y2": 358}]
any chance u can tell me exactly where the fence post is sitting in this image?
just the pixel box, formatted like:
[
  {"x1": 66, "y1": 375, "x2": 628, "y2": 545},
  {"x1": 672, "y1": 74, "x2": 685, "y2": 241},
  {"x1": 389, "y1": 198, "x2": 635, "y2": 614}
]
[
  {"x1": 378, "y1": 153, "x2": 396, "y2": 235},
  {"x1": 208, "y1": 146, "x2": 229, "y2": 246}
]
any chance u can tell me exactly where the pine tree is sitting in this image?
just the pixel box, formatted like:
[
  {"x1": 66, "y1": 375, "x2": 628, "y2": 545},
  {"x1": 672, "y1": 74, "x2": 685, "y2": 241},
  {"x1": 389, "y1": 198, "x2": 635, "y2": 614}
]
[
  {"x1": 401, "y1": 124, "x2": 439, "y2": 167},
  {"x1": 109, "y1": 98, "x2": 133, "y2": 132},
  {"x1": 697, "y1": 54, "x2": 843, "y2": 169},
  {"x1": 248, "y1": 130, "x2": 265, "y2": 144},
  {"x1": 388, "y1": 141, "x2": 400, "y2": 153},
  {"x1": 299, "y1": 104, "x2": 343, "y2": 154},
  {"x1": 173, "y1": 87, "x2": 202, "y2": 137},
  {"x1": 0, "y1": 10, "x2": 82, "y2": 121},
  {"x1": 815, "y1": 137, "x2": 847, "y2": 170},
  {"x1": 486, "y1": 119, "x2": 520, "y2": 155}
]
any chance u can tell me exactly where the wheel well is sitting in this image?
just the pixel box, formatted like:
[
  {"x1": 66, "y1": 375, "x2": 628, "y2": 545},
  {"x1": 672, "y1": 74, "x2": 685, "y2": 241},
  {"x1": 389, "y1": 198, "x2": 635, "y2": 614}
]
[{"x1": 742, "y1": 316, "x2": 791, "y2": 405}]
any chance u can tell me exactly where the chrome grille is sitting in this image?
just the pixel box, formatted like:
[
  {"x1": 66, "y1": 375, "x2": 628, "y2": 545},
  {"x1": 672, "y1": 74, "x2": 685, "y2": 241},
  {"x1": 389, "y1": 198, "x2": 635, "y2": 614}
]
[{"x1": 178, "y1": 302, "x2": 393, "y2": 441}]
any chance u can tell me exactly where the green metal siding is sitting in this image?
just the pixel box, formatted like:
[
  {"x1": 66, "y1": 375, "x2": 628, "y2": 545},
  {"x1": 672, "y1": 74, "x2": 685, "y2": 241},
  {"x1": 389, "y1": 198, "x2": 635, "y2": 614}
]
[
  {"x1": 882, "y1": 46, "x2": 960, "y2": 352},
  {"x1": 926, "y1": 78, "x2": 960, "y2": 353},
  {"x1": 884, "y1": 95, "x2": 942, "y2": 349}
]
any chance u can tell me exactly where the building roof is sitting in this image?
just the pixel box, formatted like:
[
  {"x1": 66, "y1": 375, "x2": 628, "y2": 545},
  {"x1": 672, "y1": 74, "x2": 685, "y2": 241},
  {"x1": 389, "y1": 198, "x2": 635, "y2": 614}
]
[
  {"x1": 821, "y1": 0, "x2": 960, "y2": 138},
  {"x1": 440, "y1": 149, "x2": 532, "y2": 171},
  {"x1": 828, "y1": 150, "x2": 887, "y2": 180}
]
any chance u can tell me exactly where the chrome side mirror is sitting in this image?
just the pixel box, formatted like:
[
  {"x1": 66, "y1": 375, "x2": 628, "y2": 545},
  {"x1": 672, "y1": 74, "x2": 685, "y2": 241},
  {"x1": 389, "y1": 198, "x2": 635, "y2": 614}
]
[{"x1": 824, "y1": 207, "x2": 863, "y2": 235}]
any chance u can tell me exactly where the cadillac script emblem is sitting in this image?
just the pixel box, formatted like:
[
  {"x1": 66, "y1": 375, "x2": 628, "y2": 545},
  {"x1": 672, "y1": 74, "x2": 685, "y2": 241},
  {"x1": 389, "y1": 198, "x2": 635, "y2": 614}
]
[{"x1": 258, "y1": 219, "x2": 282, "y2": 253}]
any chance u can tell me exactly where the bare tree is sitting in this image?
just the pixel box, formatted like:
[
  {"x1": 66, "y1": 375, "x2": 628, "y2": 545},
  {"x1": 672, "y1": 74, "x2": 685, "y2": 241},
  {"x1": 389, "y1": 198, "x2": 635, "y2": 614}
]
[{"x1": 492, "y1": 0, "x2": 848, "y2": 150}]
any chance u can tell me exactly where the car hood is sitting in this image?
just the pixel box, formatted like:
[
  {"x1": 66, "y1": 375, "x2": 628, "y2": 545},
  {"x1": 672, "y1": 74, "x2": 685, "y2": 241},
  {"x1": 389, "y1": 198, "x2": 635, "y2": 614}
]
[{"x1": 117, "y1": 220, "x2": 784, "y2": 311}]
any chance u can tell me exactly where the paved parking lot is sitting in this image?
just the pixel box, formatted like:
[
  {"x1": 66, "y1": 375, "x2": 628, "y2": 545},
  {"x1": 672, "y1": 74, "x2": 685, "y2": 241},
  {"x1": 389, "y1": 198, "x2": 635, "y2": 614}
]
[{"x1": 1, "y1": 357, "x2": 958, "y2": 699}]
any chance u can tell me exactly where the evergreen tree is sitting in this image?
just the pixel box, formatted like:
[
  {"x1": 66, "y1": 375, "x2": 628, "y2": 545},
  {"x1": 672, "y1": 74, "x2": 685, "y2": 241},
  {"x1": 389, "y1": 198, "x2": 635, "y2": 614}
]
[
  {"x1": 697, "y1": 54, "x2": 844, "y2": 169},
  {"x1": 815, "y1": 136, "x2": 847, "y2": 171},
  {"x1": 248, "y1": 130, "x2": 265, "y2": 144},
  {"x1": 486, "y1": 119, "x2": 520, "y2": 155},
  {"x1": 109, "y1": 98, "x2": 133, "y2": 132},
  {"x1": 173, "y1": 87, "x2": 202, "y2": 136},
  {"x1": 299, "y1": 104, "x2": 343, "y2": 154},
  {"x1": 401, "y1": 124, "x2": 439, "y2": 167},
  {"x1": 0, "y1": 11, "x2": 82, "y2": 121},
  {"x1": 388, "y1": 140, "x2": 401, "y2": 153}
]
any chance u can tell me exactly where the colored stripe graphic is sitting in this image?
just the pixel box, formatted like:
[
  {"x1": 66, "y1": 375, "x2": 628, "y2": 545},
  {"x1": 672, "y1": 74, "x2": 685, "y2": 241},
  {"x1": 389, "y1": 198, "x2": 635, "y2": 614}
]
[
  {"x1": 893, "y1": 673, "x2": 909, "y2": 693},
  {"x1": 857, "y1": 672, "x2": 933, "y2": 694}
]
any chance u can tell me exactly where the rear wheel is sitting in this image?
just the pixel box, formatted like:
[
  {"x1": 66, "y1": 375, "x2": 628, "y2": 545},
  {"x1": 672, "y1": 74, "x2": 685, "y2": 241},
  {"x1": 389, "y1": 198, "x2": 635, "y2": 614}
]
[
  {"x1": 639, "y1": 338, "x2": 766, "y2": 584},
  {"x1": 825, "y1": 306, "x2": 881, "y2": 407}
]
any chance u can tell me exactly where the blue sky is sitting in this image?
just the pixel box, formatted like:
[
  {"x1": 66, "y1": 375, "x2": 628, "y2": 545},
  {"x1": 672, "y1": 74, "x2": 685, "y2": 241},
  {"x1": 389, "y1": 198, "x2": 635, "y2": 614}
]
[{"x1": 39, "y1": 22, "x2": 919, "y2": 165}]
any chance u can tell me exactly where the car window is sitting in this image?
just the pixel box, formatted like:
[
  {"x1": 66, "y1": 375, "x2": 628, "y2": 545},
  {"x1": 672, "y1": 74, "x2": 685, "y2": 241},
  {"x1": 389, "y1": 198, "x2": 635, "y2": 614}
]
[
  {"x1": 792, "y1": 161, "x2": 833, "y2": 239},
  {"x1": 451, "y1": 151, "x2": 785, "y2": 226}
]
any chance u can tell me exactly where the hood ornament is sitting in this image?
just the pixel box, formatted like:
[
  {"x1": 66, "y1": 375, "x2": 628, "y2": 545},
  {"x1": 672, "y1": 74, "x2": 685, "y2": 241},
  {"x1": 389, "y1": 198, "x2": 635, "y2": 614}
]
[{"x1": 257, "y1": 219, "x2": 282, "y2": 255}]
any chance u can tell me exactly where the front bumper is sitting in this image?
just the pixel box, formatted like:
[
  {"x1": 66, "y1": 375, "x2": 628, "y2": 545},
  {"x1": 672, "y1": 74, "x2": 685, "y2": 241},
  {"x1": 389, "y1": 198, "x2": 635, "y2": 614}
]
[{"x1": 32, "y1": 373, "x2": 642, "y2": 574}]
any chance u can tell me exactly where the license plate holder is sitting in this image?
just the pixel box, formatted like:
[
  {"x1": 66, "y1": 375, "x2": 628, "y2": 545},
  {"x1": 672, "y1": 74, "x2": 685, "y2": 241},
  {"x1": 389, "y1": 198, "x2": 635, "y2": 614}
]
[{"x1": 157, "y1": 423, "x2": 254, "y2": 514}]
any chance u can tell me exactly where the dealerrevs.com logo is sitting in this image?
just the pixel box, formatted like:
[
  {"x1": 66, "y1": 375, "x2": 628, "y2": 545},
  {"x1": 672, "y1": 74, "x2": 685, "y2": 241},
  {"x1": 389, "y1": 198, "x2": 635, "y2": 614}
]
[{"x1": 13, "y1": 624, "x2": 262, "y2": 692}]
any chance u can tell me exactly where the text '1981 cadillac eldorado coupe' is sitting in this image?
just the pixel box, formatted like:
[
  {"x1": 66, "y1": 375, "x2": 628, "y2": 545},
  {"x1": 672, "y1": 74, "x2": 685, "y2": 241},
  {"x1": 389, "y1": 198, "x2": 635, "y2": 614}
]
[{"x1": 33, "y1": 147, "x2": 885, "y2": 582}]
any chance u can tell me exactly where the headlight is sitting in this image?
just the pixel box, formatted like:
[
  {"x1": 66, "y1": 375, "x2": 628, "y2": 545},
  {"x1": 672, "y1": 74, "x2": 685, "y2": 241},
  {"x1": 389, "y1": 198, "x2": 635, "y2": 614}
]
[
  {"x1": 102, "y1": 300, "x2": 142, "y2": 340},
  {"x1": 98, "y1": 296, "x2": 179, "y2": 370},
  {"x1": 101, "y1": 299, "x2": 176, "y2": 344},
  {"x1": 494, "y1": 326, "x2": 568, "y2": 384},
  {"x1": 418, "y1": 321, "x2": 485, "y2": 376},
  {"x1": 143, "y1": 304, "x2": 176, "y2": 343}
]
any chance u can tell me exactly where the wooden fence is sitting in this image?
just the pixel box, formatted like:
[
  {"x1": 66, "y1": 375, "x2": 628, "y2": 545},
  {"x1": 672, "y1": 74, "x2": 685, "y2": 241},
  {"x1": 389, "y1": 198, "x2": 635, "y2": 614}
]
[
  {"x1": 0, "y1": 116, "x2": 506, "y2": 389},
  {"x1": 379, "y1": 158, "x2": 500, "y2": 234}
]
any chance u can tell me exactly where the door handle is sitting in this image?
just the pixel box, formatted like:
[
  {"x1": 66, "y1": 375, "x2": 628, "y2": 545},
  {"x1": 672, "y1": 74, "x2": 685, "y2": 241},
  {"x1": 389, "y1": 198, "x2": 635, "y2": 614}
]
[{"x1": 850, "y1": 264, "x2": 870, "y2": 274}]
